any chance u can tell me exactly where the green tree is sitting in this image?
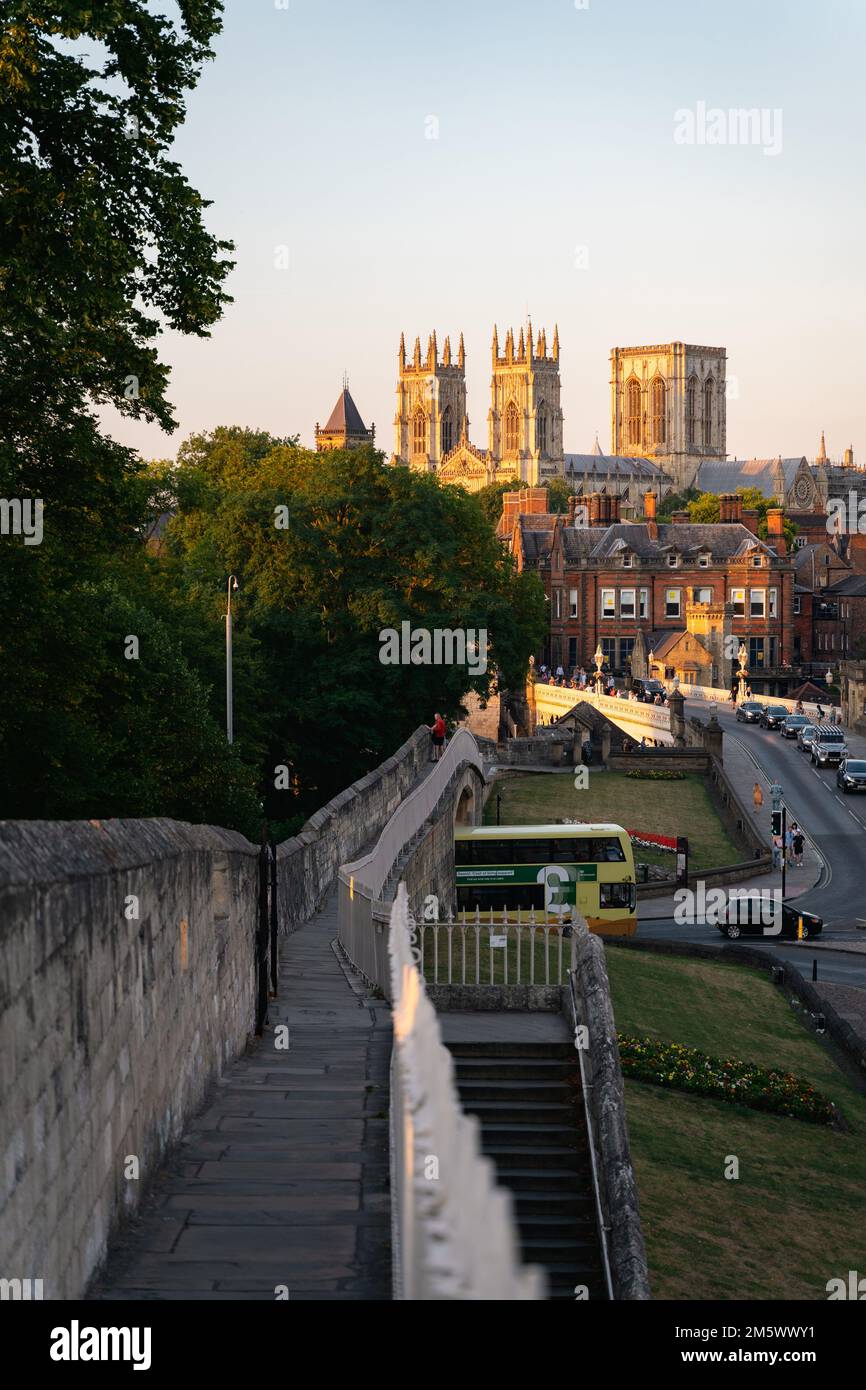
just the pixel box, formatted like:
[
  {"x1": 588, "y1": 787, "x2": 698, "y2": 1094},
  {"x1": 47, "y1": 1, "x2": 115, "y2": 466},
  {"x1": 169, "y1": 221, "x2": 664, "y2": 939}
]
[
  {"x1": 162, "y1": 440, "x2": 547, "y2": 818},
  {"x1": 681, "y1": 489, "x2": 798, "y2": 548}
]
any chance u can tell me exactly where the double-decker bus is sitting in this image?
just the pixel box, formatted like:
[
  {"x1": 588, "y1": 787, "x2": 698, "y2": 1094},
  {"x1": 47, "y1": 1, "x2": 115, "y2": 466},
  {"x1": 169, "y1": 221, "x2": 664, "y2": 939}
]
[{"x1": 454, "y1": 823, "x2": 637, "y2": 937}]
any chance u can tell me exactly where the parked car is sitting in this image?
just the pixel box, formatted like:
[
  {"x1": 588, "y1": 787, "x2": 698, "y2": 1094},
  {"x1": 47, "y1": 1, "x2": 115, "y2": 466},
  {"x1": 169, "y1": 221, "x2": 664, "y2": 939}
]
[
  {"x1": 736, "y1": 701, "x2": 764, "y2": 723},
  {"x1": 836, "y1": 758, "x2": 866, "y2": 792},
  {"x1": 797, "y1": 724, "x2": 818, "y2": 754},
  {"x1": 781, "y1": 714, "x2": 811, "y2": 738},
  {"x1": 716, "y1": 901, "x2": 823, "y2": 941},
  {"x1": 632, "y1": 679, "x2": 667, "y2": 703},
  {"x1": 810, "y1": 725, "x2": 847, "y2": 766},
  {"x1": 759, "y1": 705, "x2": 789, "y2": 730}
]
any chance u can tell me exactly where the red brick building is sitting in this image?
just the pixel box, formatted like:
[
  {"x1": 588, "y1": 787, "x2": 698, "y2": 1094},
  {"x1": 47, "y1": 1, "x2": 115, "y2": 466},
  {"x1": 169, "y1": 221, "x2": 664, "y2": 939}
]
[{"x1": 500, "y1": 488, "x2": 798, "y2": 692}]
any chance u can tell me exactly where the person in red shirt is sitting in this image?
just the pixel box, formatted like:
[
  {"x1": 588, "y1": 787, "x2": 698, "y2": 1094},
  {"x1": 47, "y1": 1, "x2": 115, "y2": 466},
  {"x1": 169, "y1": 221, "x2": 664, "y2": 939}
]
[{"x1": 429, "y1": 712, "x2": 446, "y2": 760}]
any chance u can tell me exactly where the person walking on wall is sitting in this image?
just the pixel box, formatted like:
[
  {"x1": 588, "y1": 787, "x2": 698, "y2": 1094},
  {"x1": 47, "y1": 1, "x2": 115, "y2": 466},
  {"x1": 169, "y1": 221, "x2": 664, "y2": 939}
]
[
  {"x1": 753, "y1": 782, "x2": 764, "y2": 813},
  {"x1": 429, "y1": 712, "x2": 446, "y2": 761}
]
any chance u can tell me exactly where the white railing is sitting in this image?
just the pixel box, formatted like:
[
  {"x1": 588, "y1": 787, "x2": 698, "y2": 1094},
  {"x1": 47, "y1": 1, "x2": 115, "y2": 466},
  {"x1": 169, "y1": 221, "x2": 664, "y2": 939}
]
[
  {"x1": 342, "y1": 728, "x2": 484, "y2": 899},
  {"x1": 389, "y1": 885, "x2": 545, "y2": 1300},
  {"x1": 677, "y1": 683, "x2": 833, "y2": 720},
  {"x1": 415, "y1": 913, "x2": 576, "y2": 986},
  {"x1": 533, "y1": 685, "x2": 673, "y2": 734}
]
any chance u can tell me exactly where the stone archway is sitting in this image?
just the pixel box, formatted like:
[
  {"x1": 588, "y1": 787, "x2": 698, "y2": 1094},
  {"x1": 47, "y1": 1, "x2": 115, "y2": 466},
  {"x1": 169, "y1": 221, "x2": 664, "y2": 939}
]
[{"x1": 454, "y1": 785, "x2": 475, "y2": 826}]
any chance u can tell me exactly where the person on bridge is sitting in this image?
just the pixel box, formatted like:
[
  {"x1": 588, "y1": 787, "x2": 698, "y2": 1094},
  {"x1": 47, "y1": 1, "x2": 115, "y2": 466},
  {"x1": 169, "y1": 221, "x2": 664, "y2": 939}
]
[
  {"x1": 752, "y1": 782, "x2": 764, "y2": 812},
  {"x1": 429, "y1": 712, "x2": 446, "y2": 761},
  {"x1": 772, "y1": 833, "x2": 783, "y2": 869}
]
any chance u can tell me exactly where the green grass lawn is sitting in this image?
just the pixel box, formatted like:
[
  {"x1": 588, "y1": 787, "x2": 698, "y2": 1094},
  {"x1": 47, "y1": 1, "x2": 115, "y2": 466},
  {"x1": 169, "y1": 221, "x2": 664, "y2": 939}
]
[
  {"x1": 605, "y1": 946, "x2": 866, "y2": 1300},
  {"x1": 418, "y1": 922, "x2": 571, "y2": 987},
  {"x1": 486, "y1": 770, "x2": 741, "y2": 873}
]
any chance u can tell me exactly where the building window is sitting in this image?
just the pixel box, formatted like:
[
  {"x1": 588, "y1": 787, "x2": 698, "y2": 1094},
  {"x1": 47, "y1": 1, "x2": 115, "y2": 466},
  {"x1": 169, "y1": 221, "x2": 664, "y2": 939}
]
[
  {"x1": 651, "y1": 377, "x2": 666, "y2": 445},
  {"x1": 686, "y1": 375, "x2": 697, "y2": 447},
  {"x1": 752, "y1": 554, "x2": 763, "y2": 567},
  {"x1": 620, "y1": 637, "x2": 636, "y2": 668},
  {"x1": 440, "y1": 407, "x2": 452, "y2": 457},
  {"x1": 794, "y1": 536, "x2": 807, "y2": 550},
  {"x1": 505, "y1": 401, "x2": 520, "y2": 454},
  {"x1": 768, "y1": 636, "x2": 778, "y2": 666},
  {"x1": 601, "y1": 589, "x2": 616, "y2": 618},
  {"x1": 412, "y1": 408, "x2": 426, "y2": 456},
  {"x1": 731, "y1": 588, "x2": 745, "y2": 617},
  {"x1": 639, "y1": 588, "x2": 650, "y2": 619},
  {"x1": 695, "y1": 587, "x2": 713, "y2": 604},
  {"x1": 749, "y1": 637, "x2": 766, "y2": 667},
  {"x1": 626, "y1": 379, "x2": 641, "y2": 447},
  {"x1": 535, "y1": 408, "x2": 548, "y2": 455},
  {"x1": 569, "y1": 588, "x2": 578, "y2": 618},
  {"x1": 703, "y1": 377, "x2": 714, "y2": 448},
  {"x1": 793, "y1": 594, "x2": 801, "y2": 615},
  {"x1": 554, "y1": 589, "x2": 561, "y2": 619},
  {"x1": 769, "y1": 588, "x2": 778, "y2": 618},
  {"x1": 698, "y1": 552, "x2": 711, "y2": 567},
  {"x1": 620, "y1": 589, "x2": 636, "y2": 618},
  {"x1": 601, "y1": 638, "x2": 617, "y2": 666},
  {"x1": 667, "y1": 553, "x2": 679, "y2": 568},
  {"x1": 750, "y1": 589, "x2": 766, "y2": 618},
  {"x1": 665, "y1": 588, "x2": 681, "y2": 618},
  {"x1": 622, "y1": 553, "x2": 633, "y2": 567},
  {"x1": 568, "y1": 637, "x2": 578, "y2": 668}
]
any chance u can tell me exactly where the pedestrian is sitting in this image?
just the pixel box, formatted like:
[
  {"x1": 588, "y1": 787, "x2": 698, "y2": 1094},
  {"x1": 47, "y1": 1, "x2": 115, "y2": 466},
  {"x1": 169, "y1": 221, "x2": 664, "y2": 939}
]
[
  {"x1": 555, "y1": 664, "x2": 564, "y2": 680},
  {"x1": 429, "y1": 711, "x2": 446, "y2": 761},
  {"x1": 791, "y1": 824, "x2": 804, "y2": 867},
  {"x1": 745, "y1": 684, "x2": 753, "y2": 699},
  {"x1": 772, "y1": 833, "x2": 783, "y2": 870},
  {"x1": 753, "y1": 782, "x2": 764, "y2": 812},
  {"x1": 795, "y1": 699, "x2": 805, "y2": 715},
  {"x1": 816, "y1": 702, "x2": 824, "y2": 721}
]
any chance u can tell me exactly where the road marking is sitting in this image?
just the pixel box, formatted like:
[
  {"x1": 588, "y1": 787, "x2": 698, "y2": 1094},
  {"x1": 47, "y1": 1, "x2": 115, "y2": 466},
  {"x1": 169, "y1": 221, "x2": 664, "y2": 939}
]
[
  {"x1": 836, "y1": 796, "x2": 847, "y2": 806},
  {"x1": 848, "y1": 811, "x2": 863, "y2": 825}
]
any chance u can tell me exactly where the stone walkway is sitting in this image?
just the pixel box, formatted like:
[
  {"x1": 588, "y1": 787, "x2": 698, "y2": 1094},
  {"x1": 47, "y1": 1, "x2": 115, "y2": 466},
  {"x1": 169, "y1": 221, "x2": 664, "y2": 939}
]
[{"x1": 90, "y1": 892, "x2": 392, "y2": 1301}]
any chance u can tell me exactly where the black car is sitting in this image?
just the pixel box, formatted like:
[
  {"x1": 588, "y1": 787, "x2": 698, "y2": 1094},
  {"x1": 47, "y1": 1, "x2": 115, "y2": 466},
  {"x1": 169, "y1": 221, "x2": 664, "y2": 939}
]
[
  {"x1": 736, "y1": 701, "x2": 764, "y2": 723},
  {"x1": 837, "y1": 758, "x2": 866, "y2": 792},
  {"x1": 716, "y1": 901, "x2": 823, "y2": 941},
  {"x1": 633, "y1": 679, "x2": 666, "y2": 703},
  {"x1": 781, "y1": 714, "x2": 811, "y2": 738},
  {"x1": 759, "y1": 705, "x2": 789, "y2": 729}
]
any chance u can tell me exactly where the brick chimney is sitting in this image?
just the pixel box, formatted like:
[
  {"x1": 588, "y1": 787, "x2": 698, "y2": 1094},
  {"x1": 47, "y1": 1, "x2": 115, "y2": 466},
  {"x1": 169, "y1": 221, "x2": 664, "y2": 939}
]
[
  {"x1": 741, "y1": 508, "x2": 759, "y2": 536},
  {"x1": 729, "y1": 494, "x2": 743, "y2": 524},
  {"x1": 524, "y1": 487, "x2": 549, "y2": 515},
  {"x1": 672, "y1": 510, "x2": 690, "y2": 524},
  {"x1": 609, "y1": 494, "x2": 620, "y2": 523},
  {"x1": 644, "y1": 490, "x2": 658, "y2": 540},
  {"x1": 719, "y1": 493, "x2": 731, "y2": 522},
  {"x1": 766, "y1": 507, "x2": 786, "y2": 555},
  {"x1": 500, "y1": 491, "x2": 522, "y2": 532},
  {"x1": 589, "y1": 492, "x2": 603, "y2": 526}
]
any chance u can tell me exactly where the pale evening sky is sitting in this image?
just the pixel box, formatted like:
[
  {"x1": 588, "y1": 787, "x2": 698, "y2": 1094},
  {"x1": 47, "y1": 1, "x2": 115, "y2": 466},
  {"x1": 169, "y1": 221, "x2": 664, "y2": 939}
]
[{"x1": 104, "y1": 0, "x2": 866, "y2": 468}]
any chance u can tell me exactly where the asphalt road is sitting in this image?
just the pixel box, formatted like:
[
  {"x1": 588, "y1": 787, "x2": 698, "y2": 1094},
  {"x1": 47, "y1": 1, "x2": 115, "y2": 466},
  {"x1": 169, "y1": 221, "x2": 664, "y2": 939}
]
[{"x1": 638, "y1": 702, "x2": 866, "y2": 987}]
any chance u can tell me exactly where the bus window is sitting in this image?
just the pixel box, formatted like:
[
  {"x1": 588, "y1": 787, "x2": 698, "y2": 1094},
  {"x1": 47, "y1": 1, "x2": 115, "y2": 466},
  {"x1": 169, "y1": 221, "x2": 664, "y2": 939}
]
[
  {"x1": 595, "y1": 838, "x2": 626, "y2": 862},
  {"x1": 551, "y1": 838, "x2": 590, "y2": 862},
  {"x1": 600, "y1": 883, "x2": 636, "y2": 910}
]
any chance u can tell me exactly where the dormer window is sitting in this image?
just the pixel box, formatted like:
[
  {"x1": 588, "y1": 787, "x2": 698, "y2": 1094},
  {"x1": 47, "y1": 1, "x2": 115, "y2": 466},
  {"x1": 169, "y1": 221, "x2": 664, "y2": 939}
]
[
  {"x1": 622, "y1": 554, "x2": 633, "y2": 568},
  {"x1": 667, "y1": 554, "x2": 679, "y2": 568},
  {"x1": 698, "y1": 553, "x2": 711, "y2": 568},
  {"x1": 752, "y1": 554, "x2": 763, "y2": 568}
]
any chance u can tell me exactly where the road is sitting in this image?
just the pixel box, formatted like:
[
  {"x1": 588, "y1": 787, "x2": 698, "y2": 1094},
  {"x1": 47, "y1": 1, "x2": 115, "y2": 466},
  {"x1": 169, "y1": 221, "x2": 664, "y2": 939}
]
[{"x1": 638, "y1": 700, "x2": 866, "y2": 986}]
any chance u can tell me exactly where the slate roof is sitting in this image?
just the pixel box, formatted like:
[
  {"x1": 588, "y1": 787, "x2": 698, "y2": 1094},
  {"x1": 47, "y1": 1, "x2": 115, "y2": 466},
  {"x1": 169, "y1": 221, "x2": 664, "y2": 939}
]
[
  {"x1": 645, "y1": 629, "x2": 685, "y2": 658},
  {"x1": 321, "y1": 387, "x2": 370, "y2": 436},
  {"x1": 587, "y1": 522, "x2": 771, "y2": 561},
  {"x1": 693, "y1": 458, "x2": 806, "y2": 497},
  {"x1": 824, "y1": 575, "x2": 866, "y2": 597},
  {"x1": 564, "y1": 453, "x2": 668, "y2": 481}
]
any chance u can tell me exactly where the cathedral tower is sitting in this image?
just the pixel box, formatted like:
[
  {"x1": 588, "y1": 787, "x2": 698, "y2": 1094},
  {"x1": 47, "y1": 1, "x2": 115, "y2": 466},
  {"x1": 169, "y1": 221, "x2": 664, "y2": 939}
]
[
  {"x1": 488, "y1": 323, "x2": 564, "y2": 485},
  {"x1": 393, "y1": 331, "x2": 467, "y2": 472},
  {"x1": 610, "y1": 342, "x2": 727, "y2": 491}
]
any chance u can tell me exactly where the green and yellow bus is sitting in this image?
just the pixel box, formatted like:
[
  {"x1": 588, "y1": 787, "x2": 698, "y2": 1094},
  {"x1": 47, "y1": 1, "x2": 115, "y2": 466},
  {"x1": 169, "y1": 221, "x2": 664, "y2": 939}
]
[{"x1": 454, "y1": 823, "x2": 637, "y2": 937}]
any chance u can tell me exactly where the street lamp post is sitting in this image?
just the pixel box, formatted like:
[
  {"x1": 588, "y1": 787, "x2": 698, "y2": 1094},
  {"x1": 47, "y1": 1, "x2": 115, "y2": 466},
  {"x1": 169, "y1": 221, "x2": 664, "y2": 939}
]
[{"x1": 226, "y1": 575, "x2": 239, "y2": 744}]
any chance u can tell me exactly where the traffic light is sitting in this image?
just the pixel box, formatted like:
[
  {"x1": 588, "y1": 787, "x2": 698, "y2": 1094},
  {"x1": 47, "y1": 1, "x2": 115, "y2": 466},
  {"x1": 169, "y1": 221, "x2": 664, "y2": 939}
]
[{"x1": 771, "y1": 811, "x2": 782, "y2": 835}]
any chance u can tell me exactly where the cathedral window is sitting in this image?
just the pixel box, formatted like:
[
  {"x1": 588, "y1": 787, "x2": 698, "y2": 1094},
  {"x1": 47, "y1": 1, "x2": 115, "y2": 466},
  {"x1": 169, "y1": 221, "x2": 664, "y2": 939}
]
[
  {"x1": 626, "y1": 379, "x2": 641, "y2": 447},
  {"x1": 703, "y1": 377, "x2": 714, "y2": 447},
  {"x1": 440, "y1": 407, "x2": 453, "y2": 457},
  {"x1": 536, "y1": 408, "x2": 548, "y2": 455},
  {"x1": 412, "y1": 408, "x2": 427, "y2": 457},
  {"x1": 505, "y1": 401, "x2": 521, "y2": 454},
  {"x1": 651, "y1": 378, "x2": 666, "y2": 445},
  {"x1": 686, "y1": 376, "x2": 697, "y2": 447}
]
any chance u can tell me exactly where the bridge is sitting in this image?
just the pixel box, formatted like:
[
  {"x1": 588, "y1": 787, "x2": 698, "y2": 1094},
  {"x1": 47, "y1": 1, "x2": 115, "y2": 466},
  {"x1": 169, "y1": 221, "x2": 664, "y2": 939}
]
[
  {"x1": 0, "y1": 728, "x2": 649, "y2": 1302},
  {"x1": 532, "y1": 684, "x2": 675, "y2": 745}
]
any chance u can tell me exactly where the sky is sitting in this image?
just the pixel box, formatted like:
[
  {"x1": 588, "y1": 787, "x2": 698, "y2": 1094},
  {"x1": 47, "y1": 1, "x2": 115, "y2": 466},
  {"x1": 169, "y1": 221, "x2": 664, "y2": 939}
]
[{"x1": 104, "y1": 0, "x2": 866, "y2": 466}]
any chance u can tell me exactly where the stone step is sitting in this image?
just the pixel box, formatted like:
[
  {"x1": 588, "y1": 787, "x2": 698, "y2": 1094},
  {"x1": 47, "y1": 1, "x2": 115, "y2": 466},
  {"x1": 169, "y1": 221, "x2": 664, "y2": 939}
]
[{"x1": 459, "y1": 1099, "x2": 577, "y2": 1125}]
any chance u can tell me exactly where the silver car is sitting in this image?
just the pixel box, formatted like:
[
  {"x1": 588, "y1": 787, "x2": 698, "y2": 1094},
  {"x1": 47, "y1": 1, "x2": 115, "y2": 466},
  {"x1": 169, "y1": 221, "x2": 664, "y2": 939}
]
[{"x1": 797, "y1": 724, "x2": 817, "y2": 754}]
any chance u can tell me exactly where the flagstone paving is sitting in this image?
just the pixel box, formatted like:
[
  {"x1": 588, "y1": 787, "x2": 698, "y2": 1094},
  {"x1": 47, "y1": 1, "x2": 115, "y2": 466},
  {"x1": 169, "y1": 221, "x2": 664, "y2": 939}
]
[{"x1": 90, "y1": 892, "x2": 392, "y2": 1301}]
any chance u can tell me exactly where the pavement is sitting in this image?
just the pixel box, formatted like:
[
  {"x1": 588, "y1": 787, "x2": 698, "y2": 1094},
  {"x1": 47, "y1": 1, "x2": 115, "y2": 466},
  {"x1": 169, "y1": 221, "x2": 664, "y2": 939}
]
[{"x1": 90, "y1": 892, "x2": 392, "y2": 1301}]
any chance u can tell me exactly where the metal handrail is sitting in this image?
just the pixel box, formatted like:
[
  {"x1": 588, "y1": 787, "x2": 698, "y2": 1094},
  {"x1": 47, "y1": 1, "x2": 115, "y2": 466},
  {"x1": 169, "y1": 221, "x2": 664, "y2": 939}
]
[
  {"x1": 569, "y1": 968, "x2": 615, "y2": 1301},
  {"x1": 341, "y1": 728, "x2": 484, "y2": 898}
]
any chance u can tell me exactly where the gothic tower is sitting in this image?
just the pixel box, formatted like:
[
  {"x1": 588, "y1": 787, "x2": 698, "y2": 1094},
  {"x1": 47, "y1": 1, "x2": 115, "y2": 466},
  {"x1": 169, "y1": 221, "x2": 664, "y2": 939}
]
[
  {"x1": 393, "y1": 331, "x2": 467, "y2": 472},
  {"x1": 488, "y1": 323, "x2": 564, "y2": 485},
  {"x1": 610, "y1": 342, "x2": 727, "y2": 491}
]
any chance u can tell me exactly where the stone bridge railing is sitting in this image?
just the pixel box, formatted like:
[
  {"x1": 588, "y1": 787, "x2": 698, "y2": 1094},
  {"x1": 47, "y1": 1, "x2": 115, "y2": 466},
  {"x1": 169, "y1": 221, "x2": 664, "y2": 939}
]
[{"x1": 533, "y1": 685, "x2": 673, "y2": 740}]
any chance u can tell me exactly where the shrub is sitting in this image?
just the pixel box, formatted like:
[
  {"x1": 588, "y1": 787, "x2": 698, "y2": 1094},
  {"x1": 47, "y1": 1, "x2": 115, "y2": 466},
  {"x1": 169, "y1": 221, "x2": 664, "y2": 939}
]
[{"x1": 626, "y1": 769, "x2": 686, "y2": 781}]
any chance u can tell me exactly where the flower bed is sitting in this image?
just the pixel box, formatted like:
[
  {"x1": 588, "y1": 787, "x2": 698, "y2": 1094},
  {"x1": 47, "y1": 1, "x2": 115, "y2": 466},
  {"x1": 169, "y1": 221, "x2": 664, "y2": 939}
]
[
  {"x1": 626, "y1": 769, "x2": 685, "y2": 781},
  {"x1": 615, "y1": 1035, "x2": 837, "y2": 1126}
]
